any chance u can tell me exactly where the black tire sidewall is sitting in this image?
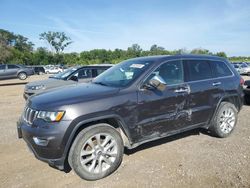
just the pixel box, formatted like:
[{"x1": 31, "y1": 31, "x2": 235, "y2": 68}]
[
  {"x1": 68, "y1": 124, "x2": 124, "y2": 181},
  {"x1": 211, "y1": 102, "x2": 238, "y2": 138}
]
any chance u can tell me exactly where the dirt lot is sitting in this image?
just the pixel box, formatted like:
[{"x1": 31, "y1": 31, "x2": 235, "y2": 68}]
[{"x1": 0, "y1": 75, "x2": 250, "y2": 188}]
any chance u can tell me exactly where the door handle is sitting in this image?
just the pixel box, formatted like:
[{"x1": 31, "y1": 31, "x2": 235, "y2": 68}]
[
  {"x1": 174, "y1": 86, "x2": 190, "y2": 94},
  {"x1": 212, "y1": 82, "x2": 221, "y2": 86}
]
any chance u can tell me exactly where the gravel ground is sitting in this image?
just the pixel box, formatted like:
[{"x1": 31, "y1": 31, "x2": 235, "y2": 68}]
[{"x1": 0, "y1": 75, "x2": 249, "y2": 188}]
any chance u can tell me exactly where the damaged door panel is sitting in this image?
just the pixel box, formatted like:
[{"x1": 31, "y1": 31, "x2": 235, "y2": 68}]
[{"x1": 136, "y1": 60, "x2": 192, "y2": 142}]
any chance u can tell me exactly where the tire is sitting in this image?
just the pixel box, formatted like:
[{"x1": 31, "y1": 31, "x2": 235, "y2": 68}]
[
  {"x1": 18, "y1": 72, "x2": 27, "y2": 80},
  {"x1": 209, "y1": 102, "x2": 238, "y2": 138},
  {"x1": 68, "y1": 123, "x2": 124, "y2": 181},
  {"x1": 245, "y1": 96, "x2": 250, "y2": 105}
]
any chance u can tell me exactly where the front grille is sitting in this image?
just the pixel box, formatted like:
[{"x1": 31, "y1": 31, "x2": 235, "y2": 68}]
[{"x1": 23, "y1": 107, "x2": 38, "y2": 125}]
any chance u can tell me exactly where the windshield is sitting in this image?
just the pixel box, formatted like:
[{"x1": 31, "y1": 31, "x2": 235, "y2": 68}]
[
  {"x1": 51, "y1": 67, "x2": 77, "y2": 79},
  {"x1": 93, "y1": 59, "x2": 153, "y2": 87}
]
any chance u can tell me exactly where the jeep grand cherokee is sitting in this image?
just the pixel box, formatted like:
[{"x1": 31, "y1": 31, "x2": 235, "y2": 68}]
[{"x1": 17, "y1": 55, "x2": 244, "y2": 180}]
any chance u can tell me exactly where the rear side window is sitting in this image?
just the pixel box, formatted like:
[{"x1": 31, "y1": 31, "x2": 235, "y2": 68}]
[
  {"x1": 97, "y1": 68, "x2": 107, "y2": 75},
  {"x1": 185, "y1": 60, "x2": 212, "y2": 81},
  {"x1": 8, "y1": 65, "x2": 19, "y2": 69},
  {"x1": 92, "y1": 68, "x2": 107, "y2": 77},
  {"x1": 211, "y1": 61, "x2": 232, "y2": 77}
]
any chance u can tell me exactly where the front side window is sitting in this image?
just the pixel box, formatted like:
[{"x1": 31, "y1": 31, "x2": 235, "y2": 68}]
[
  {"x1": 146, "y1": 60, "x2": 184, "y2": 85},
  {"x1": 0, "y1": 65, "x2": 5, "y2": 70},
  {"x1": 93, "y1": 59, "x2": 152, "y2": 87},
  {"x1": 186, "y1": 60, "x2": 212, "y2": 81},
  {"x1": 211, "y1": 61, "x2": 232, "y2": 77},
  {"x1": 74, "y1": 69, "x2": 92, "y2": 79}
]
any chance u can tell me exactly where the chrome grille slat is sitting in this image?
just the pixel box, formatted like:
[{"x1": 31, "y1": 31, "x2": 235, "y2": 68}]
[{"x1": 23, "y1": 107, "x2": 38, "y2": 125}]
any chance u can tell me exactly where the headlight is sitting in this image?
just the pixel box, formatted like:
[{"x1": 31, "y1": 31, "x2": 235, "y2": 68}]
[
  {"x1": 29, "y1": 85, "x2": 45, "y2": 90},
  {"x1": 37, "y1": 111, "x2": 65, "y2": 122}
]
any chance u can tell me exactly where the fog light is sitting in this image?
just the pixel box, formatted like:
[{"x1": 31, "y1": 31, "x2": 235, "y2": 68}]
[{"x1": 33, "y1": 137, "x2": 49, "y2": 146}]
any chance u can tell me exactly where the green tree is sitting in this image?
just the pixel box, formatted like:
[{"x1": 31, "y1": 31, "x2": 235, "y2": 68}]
[
  {"x1": 216, "y1": 52, "x2": 227, "y2": 58},
  {"x1": 39, "y1": 31, "x2": 72, "y2": 53},
  {"x1": 190, "y1": 48, "x2": 212, "y2": 55},
  {"x1": 127, "y1": 44, "x2": 142, "y2": 58}
]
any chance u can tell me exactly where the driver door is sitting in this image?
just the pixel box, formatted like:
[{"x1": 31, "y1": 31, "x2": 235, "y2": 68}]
[{"x1": 136, "y1": 60, "x2": 191, "y2": 141}]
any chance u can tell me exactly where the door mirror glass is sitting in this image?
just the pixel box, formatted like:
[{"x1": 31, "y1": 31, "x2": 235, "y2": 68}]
[
  {"x1": 70, "y1": 75, "x2": 78, "y2": 82},
  {"x1": 148, "y1": 75, "x2": 166, "y2": 91}
]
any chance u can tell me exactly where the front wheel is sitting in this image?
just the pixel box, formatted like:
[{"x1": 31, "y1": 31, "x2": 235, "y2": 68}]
[
  {"x1": 68, "y1": 124, "x2": 124, "y2": 180},
  {"x1": 18, "y1": 72, "x2": 27, "y2": 80},
  {"x1": 209, "y1": 102, "x2": 238, "y2": 138}
]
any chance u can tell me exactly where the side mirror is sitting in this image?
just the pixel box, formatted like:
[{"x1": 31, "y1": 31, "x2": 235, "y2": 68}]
[
  {"x1": 148, "y1": 75, "x2": 166, "y2": 91},
  {"x1": 70, "y1": 75, "x2": 78, "y2": 82}
]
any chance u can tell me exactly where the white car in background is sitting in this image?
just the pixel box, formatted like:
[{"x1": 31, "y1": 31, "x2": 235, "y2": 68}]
[{"x1": 45, "y1": 67, "x2": 64, "y2": 74}]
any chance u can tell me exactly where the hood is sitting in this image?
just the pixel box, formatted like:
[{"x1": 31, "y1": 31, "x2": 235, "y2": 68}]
[
  {"x1": 28, "y1": 83, "x2": 119, "y2": 110},
  {"x1": 26, "y1": 78, "x2": 74, "y2": 91}
]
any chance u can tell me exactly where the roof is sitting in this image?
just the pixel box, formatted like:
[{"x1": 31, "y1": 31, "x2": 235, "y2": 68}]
[{"x1": 127, "y1": 54, "x2": 227, "y2": 62}]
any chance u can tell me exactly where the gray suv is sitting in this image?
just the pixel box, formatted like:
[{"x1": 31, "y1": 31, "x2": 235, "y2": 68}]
[
  {"x1": 23, "y1": 64, "x2": 112, "y2": 99},
  {"x1": 17, "y1": 55, "x2": 244, "y2": 180},
  {"x1": 0, "y1": 64, "x2": 34, "y2": 80}
]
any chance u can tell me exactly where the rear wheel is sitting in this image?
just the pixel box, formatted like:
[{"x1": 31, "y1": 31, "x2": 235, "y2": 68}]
[
  {"x1": 68, "y1": 124, "x2": 124, "y2": 180},
  {"x1": 209, "y1": 102, "x2": 238, "y2": 138},
  {"x1": 18, "y1": 72, "x2": 27, "y2": 80}
]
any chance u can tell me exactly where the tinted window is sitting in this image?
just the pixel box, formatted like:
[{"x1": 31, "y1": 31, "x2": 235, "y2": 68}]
[
  {"x1": 8, "y1": 65, "x2": 19, "y2": 69},
  {"x1": 97, "y1": 69, "x2": 106, "y2": 75},
  {"x1": 186, "y1": 60, "x2": 212, "y2": 81},
  {"x1": 211, "y1": 61, "x2": 232, "y2": 77},
  {"x1": 0, "y1": 65, "x2": 5, "y2": 70},
  {"x1": 74, "y1": 69, "x2": 92, "y2": 79},
  {"x1": 148, "y1": 60, "x2": 184, "y2": 85}
]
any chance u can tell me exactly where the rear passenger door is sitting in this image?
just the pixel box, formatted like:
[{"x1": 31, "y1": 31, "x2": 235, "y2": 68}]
[
  {"x1": 6, "y1": 65, "x2": 19, "y2": 78},
  {"x1": 184, "y1": 59, "x2": 216, "y2": 126}
]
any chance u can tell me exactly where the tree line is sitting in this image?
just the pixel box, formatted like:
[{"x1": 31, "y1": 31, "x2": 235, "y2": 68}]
[{"x1": 0, "y1": 29, "x2": 249, "y2": 66}]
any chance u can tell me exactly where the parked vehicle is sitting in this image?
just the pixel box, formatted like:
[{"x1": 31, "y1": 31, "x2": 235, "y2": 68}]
[
  {"x1": 29, "y1": 66, "x2": 45, "y2": 75},
  {"x1": 17, "y1": 55, "x2": 244, "y2": 180},
  {"x1": 243, "y1": 80, "x2": 250, "y2": 104},
  {"x1": 45, "y1": 67, "x2": 64, "y2": 74},
  {"x1": 0, "y1": 64, "x2": 34, "y2": 80},
  {"x1": 232, "y1": 64, "x2": 245, "y2": 75},
  {"x1": 237, "y1": 62, "x2": 250, "y2": 75},
  {"x1": 23, "y1": 64, "x2": 112, "y2": 99}
]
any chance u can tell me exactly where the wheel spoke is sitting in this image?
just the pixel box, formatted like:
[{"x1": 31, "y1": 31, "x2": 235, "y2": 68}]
[
  {"x1": 81, "y1": 149, "x2": 94, "y2": 157},
  {"x1": 95, "y1": 134, "x2": 101, "y2": 147},
  {"x1": 101, "y1": 135, "x2": 111, "y2": 147},
  {"x1": 97, "y1": 157, "x2": 103, "y2": 173},
  {"x1": 88, "y1": 159, "x2": 97, "y2": 172},
  {"x1": 103, "y1": 156, "x2": 112, "y2": 166},
  {"x1": 87, "y1": 139, "x2": 95, "y2": 149},
  {"x1": 104, "y1": 141, "x2": 115, "y2": 152},
  {"x1": 81, "y1": 155, "x2": 95, "y2": 165}
]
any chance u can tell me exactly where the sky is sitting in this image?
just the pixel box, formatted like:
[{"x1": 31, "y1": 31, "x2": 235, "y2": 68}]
[{"x1": 0, "y1": 0, "x2": 249, "y2": 56}]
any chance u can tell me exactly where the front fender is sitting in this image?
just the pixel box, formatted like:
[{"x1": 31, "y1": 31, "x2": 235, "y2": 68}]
[{"x1": 60, "y1": 113, "x2": 131, "y2": 160}]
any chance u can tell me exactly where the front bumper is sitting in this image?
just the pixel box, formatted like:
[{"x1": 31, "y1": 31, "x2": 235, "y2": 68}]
[{"x1": 17, "y1": 118, "x2": 71, "y2": 170}]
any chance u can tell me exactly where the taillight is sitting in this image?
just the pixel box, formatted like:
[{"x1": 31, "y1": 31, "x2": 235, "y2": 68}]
[{"x1": 240, "y1": 77, "x2": 245, "y2": 86}]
